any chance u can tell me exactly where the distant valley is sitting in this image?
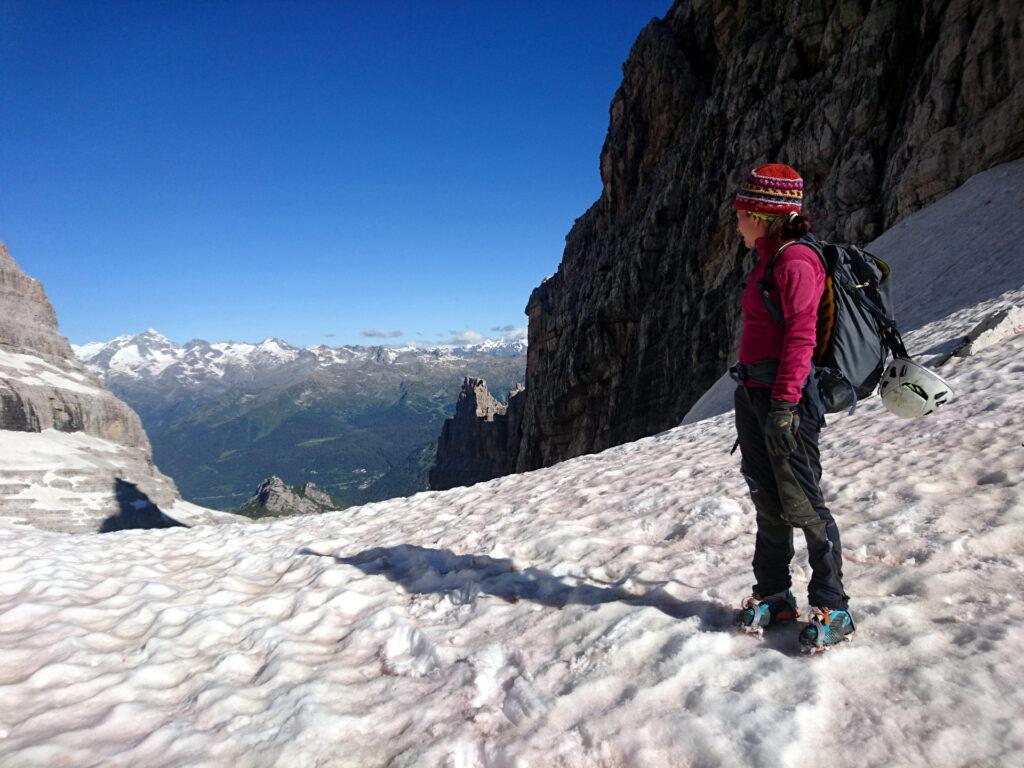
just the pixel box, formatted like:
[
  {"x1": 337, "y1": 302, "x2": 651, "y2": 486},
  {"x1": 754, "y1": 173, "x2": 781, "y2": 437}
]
[{"x1": 74, "y1": 331, "x2": 526, "y2": 510}]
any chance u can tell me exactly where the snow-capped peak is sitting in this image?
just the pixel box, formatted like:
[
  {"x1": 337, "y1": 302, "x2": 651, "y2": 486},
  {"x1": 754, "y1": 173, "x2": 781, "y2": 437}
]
[
  {"x1": 70, "y1": 341, "x2": 108, "y2": 361},
  {"x1": 74, "y1": 330, "x2": 528, "y2": 384},
  {"x1": 446, "y1": 336, "x2": 528, "y2": 357},
  {"x1": 255, "y1": 338, "x2": 298, "y2": 360}
]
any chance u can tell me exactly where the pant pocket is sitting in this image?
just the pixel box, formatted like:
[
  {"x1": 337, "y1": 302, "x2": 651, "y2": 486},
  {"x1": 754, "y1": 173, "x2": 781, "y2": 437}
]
[{"x1": 770, "y1": 454, "x2": 819, "y2": 528}]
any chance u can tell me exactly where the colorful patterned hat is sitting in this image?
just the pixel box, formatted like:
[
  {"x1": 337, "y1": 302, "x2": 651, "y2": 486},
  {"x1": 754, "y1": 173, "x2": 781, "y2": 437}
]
[{"x1": 734, "y1": 163, "x2": 804, "y2": 218}]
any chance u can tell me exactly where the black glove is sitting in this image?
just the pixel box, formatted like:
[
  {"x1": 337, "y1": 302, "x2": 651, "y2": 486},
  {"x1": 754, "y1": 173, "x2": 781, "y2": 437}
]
[{"x1": 765, "y1": 399, "x2": 800, "y2": 456}]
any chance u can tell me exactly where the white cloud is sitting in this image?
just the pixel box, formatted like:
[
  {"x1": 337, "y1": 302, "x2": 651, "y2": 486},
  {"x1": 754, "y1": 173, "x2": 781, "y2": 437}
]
[
  {"x1": 446, "y1": 329, "x2": 485, "y2": 345},
  {"x1": 403, "y1": 325, "x2": 527, "y2": 349},
  {"x1": 494, "y1": 326, "x2": 527, "y2": 341}
]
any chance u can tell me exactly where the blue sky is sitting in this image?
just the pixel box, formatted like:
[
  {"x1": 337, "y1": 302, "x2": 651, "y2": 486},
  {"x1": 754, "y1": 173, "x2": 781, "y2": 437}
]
[{"x1": 1, "y1": 0, "x2": 670, "y2": 347}]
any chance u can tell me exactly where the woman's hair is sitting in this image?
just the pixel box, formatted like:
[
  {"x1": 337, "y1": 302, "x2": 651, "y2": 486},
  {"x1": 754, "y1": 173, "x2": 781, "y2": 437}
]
[{"x1": 769, "y1": 211, "x2": 812, "y2": 240}]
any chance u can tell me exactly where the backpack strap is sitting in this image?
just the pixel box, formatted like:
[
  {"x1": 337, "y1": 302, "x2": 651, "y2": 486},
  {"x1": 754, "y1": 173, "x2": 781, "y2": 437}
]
[
  {"x1": 756, "y1": 237, "x2": 825, "y2": 328},
  {"x1": 880, "y1": 322, "x2": 910, "y2": 360}
]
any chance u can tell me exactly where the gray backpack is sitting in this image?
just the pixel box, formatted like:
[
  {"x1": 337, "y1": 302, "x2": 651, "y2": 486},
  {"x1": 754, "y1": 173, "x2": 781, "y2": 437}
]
[{"x1": 758, "y1": 235, "x2": 909, "y2": 414}]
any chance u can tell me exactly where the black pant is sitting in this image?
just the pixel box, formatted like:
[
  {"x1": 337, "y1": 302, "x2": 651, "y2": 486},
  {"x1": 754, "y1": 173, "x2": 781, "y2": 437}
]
[{"x1": 734, "y1": 386, "x2": 849, "y2": 610}]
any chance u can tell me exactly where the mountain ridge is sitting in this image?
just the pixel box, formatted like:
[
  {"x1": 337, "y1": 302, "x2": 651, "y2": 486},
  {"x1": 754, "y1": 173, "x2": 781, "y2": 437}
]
[
  {"x1": 74, "y1": 328, "x2": 527, "y2": 510},
  {"x1": 74, "y1": 330, "x2": 528, "y2": 358}
]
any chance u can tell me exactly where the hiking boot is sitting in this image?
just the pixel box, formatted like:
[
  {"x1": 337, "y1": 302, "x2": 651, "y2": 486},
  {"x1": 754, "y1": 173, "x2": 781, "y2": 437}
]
[
  {"x1": 799, "y1": 607, "x2": 855, "y2": 652},
  {"x1": 737, "y1": 589, "x2": 800, "y2": 635}
]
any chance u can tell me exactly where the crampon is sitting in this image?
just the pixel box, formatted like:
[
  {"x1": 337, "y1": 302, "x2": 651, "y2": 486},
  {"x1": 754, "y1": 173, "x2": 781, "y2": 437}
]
[
  {"x1": 798, "y1": 607, "x2": 855, "y2": 653},
  {"x1": 736, "y1": 589, "x2": 800, "y2": 636}
]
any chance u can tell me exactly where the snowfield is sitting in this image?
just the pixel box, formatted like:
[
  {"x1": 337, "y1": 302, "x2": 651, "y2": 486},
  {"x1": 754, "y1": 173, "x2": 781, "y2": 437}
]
[
  {"x1": 0, "y1": 348, "x2": 105, "y2": 397},
  {"x1": 0, "y1": 284, "x2": 1021, "y2": 767},
  {"x1": 0, "y1": 430, "x2": 242, "y2": 533}
]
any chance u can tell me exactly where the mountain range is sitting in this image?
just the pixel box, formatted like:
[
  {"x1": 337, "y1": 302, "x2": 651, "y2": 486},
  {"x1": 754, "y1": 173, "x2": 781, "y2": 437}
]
[{"x1": 74, "y1": 331, "x2": 527, "y2": 509}]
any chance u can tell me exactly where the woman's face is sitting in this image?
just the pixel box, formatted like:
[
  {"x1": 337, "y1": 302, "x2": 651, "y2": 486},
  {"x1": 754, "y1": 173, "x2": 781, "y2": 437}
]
[{"x1": 736, "y1": 209, "x2": 769, "y2": 249}]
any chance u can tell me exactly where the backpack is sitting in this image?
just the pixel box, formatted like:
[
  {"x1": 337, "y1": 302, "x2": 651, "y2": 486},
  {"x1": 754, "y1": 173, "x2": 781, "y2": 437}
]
[{"x1": 758, "y1": 234, "x2": 909, "y2": 414}]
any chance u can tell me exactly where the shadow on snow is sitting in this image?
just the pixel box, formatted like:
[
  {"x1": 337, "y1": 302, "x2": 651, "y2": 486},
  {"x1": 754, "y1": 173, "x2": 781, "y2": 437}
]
[
  {"x1": 299, "y1": 544, "x2": 735, "y2": 632},
  {"x1": 98, "y1": 479, "x2": 188, "y2": 533}
]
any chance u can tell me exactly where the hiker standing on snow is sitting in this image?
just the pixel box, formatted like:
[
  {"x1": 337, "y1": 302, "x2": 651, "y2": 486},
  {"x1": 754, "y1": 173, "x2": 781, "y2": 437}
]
[{"x1": 731, "y1": 163, "x2": 855, "y2": 651}]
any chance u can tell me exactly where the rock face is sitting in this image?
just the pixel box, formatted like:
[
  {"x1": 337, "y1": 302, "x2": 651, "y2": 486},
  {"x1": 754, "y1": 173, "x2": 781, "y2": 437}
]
[
  {"x1": 302, "y1": 482, "x2": 335, "y2": 508},
  {"x1": 0, "y1": 242, "x2": 188, "y2": 532},
  {"x1": 0, "y1": 244, "x2": 151, "y2": 448},
  {"x1": 0, "y1": 243, "x2": 79, "y2": 366},
  {"x1": 429, "y1": 379, "x2": 525, "y2": 491},
  {"x1": 238, "y1": 476, "x2": 337, "y2": 518},
  {"x1": 507, "y1": 0, "x2": 1024, "y2": 472}
]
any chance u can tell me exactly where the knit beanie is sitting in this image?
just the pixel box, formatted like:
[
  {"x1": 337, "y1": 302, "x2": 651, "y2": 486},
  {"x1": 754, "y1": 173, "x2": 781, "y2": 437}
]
[{"x1": 734, "y1": 163, "x2": 804, "y2": 219}]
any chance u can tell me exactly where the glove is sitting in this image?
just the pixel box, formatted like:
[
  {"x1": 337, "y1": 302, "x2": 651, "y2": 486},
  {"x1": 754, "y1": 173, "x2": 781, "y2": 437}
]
[{"x1": 765, "y1": 399, "x2": 800, "y2": 456}]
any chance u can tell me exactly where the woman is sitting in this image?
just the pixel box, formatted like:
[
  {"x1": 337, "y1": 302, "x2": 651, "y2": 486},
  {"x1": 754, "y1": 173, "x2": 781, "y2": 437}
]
[{"x1": 731, "y1": 163, "x2": 854, "y2": 652}]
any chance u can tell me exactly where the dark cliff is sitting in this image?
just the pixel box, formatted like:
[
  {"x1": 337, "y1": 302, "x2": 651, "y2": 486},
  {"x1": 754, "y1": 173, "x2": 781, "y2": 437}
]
[
  {"x1": 428, "y1": 0, "x2": 1023, "y2": 487},
  {"x1": 512, "y1": 0, "x2": 1023, "y2": 471}
]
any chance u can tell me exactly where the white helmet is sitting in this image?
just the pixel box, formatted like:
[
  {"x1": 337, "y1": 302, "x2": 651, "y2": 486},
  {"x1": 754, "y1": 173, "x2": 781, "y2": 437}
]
[{"x1": 879, "y1": 358, "x2": 955, "y2": 418}]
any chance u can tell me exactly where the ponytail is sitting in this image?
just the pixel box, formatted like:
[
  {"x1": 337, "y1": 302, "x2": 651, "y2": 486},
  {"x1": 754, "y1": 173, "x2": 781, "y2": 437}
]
[{"x1": 770, "y1": 211, "x2": 812, "y2": 240}]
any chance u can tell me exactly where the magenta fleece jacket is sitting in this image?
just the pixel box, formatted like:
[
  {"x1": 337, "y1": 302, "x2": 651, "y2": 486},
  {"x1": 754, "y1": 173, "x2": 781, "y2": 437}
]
[{"x1": 738, "y1": 237, "x2": 825, "y2": 403}]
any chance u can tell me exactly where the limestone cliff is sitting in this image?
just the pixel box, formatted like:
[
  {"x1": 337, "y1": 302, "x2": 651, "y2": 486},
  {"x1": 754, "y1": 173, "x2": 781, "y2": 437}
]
[
  {"x1": 509, "y1": 0, "x2": 1023, "y2": 471},
  {"x1": 0, "y1": 243, "x2": 151, "y2": 448},
  {"x1": 0, "y1": 242, "x2": 233, "y2": 532}
]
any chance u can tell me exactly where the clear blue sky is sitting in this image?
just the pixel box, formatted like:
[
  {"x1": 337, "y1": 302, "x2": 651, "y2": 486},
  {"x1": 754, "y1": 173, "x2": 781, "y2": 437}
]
[{"x1": 1, "y1": 0, "x2": 670, "y2": 347}]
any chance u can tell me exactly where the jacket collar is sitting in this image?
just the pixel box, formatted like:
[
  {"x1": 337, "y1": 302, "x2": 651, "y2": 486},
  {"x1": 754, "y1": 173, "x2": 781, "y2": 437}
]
[{"x1": 754, "y1": 236, "x2": 779, "y2": 261}]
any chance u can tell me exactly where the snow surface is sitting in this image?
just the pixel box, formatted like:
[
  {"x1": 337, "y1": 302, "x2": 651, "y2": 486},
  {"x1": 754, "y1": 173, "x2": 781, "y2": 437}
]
[
  {"x1": 950, "y1": 305, "x2": 1024, "y2": 359},
  {"x1": 872, "y1": 156, "x2": 1024, "y2": 333},
  {"x1": 0, "y1": 286, "x2": 1022, "y2": 767},
  {"x1": 0, "y1": 430, "x2": 239, "y2": 532},
  {"x1": 0, "y1": 348, "x2": 104, "y2": 396},
  {"x1": 107, "y1": 343, "x2": 179, "y2": 378},
  {"x1": 679, "y1": 373, "x2": 737, "y2": 427},
  {"x1": 69, "y1": 341, "x2": 107, "y2": 359}
]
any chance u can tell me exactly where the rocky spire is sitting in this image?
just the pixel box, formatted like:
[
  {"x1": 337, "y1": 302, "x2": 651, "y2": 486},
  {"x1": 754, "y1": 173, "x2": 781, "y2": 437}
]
[{"x1": 429, "y1": 378, "x2": 525, "y2": 491}]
